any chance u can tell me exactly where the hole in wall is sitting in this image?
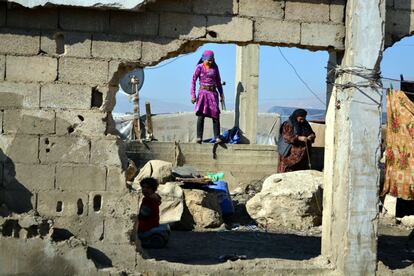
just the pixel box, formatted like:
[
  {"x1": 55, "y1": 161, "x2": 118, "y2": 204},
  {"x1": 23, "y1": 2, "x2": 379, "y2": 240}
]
[
  {"x1": 93, "y1": 195, "x2": 102, "y2": 212},
  {"x1": 45, "y1": 148, "x2": 50, "y2": 153},
  {"x1": 56, "y1": 201, "x2": 63, "y2": 212},
  {"x1": 67, "y1": 126, "x2": 75, "y2": 134},
  {"x1": 54, "y1": 33, "x2": 65, "y2": 55},
  {"x1": 44, "y1": 138, "x2": 49, "y2": 145},
  {"x1": 208, "y1": 31, "x2": 217, "y2": 38},
  {"x1": 78, "y1": 115, "x2": 85, "y2": 121},
  {"x1": 51, "y1": 228, "x2": 74, "y2": 242},
  {"x1": 91, "y1": 88, "x2": 103, "y2": 108},
  {"x1": 26, "y1": 225, "x2": 39, "y2": 238},
  {"x1": 77, "y1": 199, "x2": 84, "y2": 215}
]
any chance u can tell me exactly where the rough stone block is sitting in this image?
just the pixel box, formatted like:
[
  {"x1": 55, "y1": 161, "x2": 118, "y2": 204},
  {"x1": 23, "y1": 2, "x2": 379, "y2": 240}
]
[
  {"x1": 3, "y1": 163, "x2": 54, "y2": 191},
  {"x1": 285, "y1": 1, "x2": 330, "y2": 23},
  {"x1": 0, "y1": 82, "x2": 40, "y2": 108},
  {"x1": 92, "y1": 34, "x2": 141, "y2": 60},
  {"x1": 301, "y1": 23, "x2": 345, "y2": 49},
  {"x1": 38, "y1": 191, "x2": 89, "y2": 217},
  {"x1": 56, "y1": 165, "x2": 106, "y2": 191},
  {"x1": 39, "y1": 136, "x2": 90, "y2": 164},
  {"x1": 59, "y1": 57, "x2": 108, "y2": 85},
  {"x1": 0, "y1": 55, "x2": 4, "y2": 80},
  {"x1": 60, "y1": 8, "x2": 110, "y2": 32},
  {"x1": 395, "y1": 0, "x2": 414, "y2": 10},
  {"x1": 6, "y1": 56, "x2": 57, "y2": 82},
  {"x1": 159, "y1": 13, "x2": 206, "y2": 39},
  {"x1": 41, "y1": 32, "x2": 92, "y2": 57},
  {"x1": 254, "y1": 19, "x2": 300, "y2": 44},
  {"x1": 141, "y1": 38, "x2": 185, "y2": 65},
  {"x1": 193, "y1": 0, "x2": 238, "y2": 15},
  {"x1": 3, "y1": 109, "x2": 55, "y2": 135},
  {"x1": 88, "y1": 191, "x2": 138, "y2": 218},
  {"x1": 0, "y1": 30, "x2": 40, "y2": 55},
  {"x1": 206, "y1": 16, "x2": 252, "y2": 42},
  {"x1": 0, "y1": 135, "x2": 38, "y2": 164},
  {"x1": 90, "y1": 138, "x2": 127, "y2": 167},
  {"x1": 330, "y1": 0, "x2": 345, "y2": 23},
  {"x1": 147, "y1": 0, "x2": 192, "y2": 12},
  {"x1": 107, "y1": 166, "x2": 127, "y2": 192},
  {"x1": 239, "y1": 0, "x2": 284, "y2": 19},
  {"x1": 7, "y1": 7, "x2": 58, "y2": 29},
  {"x1": 104, "y1": 217, "x2": 134, "y2": 244},
  {"x1": 54, "y1": 216, "x2": 104, "y2": 243},
  {"x1": 56, "y1": 110, "x2": 106, "y2": 136},
  {"x1": 40, "y1": 83, "x2": 92, "y2": 109},
  {"x1": 110, "y1": 11, "x2": 158, "y2": 36}
]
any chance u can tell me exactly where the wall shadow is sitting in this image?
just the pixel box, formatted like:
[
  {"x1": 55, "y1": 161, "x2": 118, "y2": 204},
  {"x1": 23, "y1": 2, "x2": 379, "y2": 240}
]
[
  {"x1": 378, "y1": 234, "x2": 414, "y2": 269},
  {"x1": 144, "y1": 230, "x2": 321, "y2": 265}
]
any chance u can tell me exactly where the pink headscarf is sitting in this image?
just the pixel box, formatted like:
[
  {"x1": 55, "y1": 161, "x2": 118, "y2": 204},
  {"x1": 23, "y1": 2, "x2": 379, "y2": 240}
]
[{"x1": 201, "y1": 50, "x2": 214, "y2": 61}]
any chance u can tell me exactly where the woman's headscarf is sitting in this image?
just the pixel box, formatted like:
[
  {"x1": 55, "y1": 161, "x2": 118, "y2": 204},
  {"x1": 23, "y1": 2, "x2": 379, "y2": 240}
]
[
  {"x1": 288, "y1": 108, "x2": 312, "y2": 136},
  {"x1": 197, "y1": 50, "x2": 218, "y2": 68}
]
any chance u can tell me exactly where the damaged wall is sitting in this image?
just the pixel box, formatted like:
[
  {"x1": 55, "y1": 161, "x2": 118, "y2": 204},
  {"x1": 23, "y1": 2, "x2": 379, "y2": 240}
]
[{"x1": 0, "y1": 0, "x2": 413, "y2": 273}]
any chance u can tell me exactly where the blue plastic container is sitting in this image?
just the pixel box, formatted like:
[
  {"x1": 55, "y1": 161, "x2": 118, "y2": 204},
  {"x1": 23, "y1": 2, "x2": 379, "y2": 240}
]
[{"x1": 207, "y1": 181, "x2": 235, "y2": 216}]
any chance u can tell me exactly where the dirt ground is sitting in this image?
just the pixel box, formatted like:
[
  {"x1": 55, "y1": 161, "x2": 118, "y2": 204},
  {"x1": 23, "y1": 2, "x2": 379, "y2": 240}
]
[{"x1": 144, "y1": 217, "x2": 414, "y2": 272}]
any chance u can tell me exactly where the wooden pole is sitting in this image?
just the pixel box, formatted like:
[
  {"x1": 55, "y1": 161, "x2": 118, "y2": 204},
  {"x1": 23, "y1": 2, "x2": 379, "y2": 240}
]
[{"x1": 145, "y1": 101, "x2": 153, "y2": 140}]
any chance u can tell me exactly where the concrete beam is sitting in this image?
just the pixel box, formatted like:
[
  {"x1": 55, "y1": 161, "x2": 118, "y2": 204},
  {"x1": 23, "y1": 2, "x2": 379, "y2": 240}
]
[
  {"x1": 322, "y1": 1, "x2": 385, "y2": 275},
  {"x1": 234, "y1": 44, "x2": 259, "y2": 144}
]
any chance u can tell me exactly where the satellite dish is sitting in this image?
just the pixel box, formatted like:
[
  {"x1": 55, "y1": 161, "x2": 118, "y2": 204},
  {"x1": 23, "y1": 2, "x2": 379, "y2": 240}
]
[{"x1": 119, "y1": 68, "x2": 145, "y2": 95}]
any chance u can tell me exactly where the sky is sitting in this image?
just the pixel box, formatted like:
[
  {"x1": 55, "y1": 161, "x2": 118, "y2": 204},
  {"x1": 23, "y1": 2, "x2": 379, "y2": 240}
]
[{"x1": 114, "y1": 36, "x2": 414, "y2": 115}]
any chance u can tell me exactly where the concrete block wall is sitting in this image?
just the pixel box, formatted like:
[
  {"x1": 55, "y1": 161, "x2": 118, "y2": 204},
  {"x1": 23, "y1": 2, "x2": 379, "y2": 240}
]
[{"x1": 385, "y1": 0, "x2": 414, "y2": 46}]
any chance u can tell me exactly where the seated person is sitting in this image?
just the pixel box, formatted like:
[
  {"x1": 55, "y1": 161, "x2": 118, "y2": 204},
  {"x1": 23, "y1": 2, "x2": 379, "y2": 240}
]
[{"x1": 137, "y1": 177, "x2": 170, "y2": 249}]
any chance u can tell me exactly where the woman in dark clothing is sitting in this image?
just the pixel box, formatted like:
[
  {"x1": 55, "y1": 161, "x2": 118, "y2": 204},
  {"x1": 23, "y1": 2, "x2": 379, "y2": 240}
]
[{"x1": 277, "y1": 109, "x2": 316, "y2": 173}]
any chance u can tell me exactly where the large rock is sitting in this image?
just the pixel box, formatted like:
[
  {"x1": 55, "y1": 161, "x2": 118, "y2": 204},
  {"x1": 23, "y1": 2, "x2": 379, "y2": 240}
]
[
  {"x1": 135, "y1": 160, "x2": 173, "y2": 185},
  {"x1": 179, "y1": 189, "x2": 223, "y2": 230},
  {"x1": 246, "y1": 170, "x2": 323, "y2": 231},
  {"x1": 158, "y1": 182, "x2": 184, "y2": 224}
]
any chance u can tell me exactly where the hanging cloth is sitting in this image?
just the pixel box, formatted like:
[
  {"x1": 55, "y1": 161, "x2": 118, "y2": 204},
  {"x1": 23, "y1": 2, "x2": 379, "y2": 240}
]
[{"x1": 381, "y1": 89, "x2": 414, "y2": 200}]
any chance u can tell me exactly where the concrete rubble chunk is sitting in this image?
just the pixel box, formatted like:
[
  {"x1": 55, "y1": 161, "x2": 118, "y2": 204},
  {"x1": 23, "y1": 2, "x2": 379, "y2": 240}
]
[
  {"x1": 179, "y1": 189, "x2": 223, "y2": 229},
  {"x1": 401, "y1": 215, "x2": 414, "y2": 227},
  {"x1": 246, "y1": 170, "x2": 323, "y2": 231},
  {"x1": 158, "y1": 182, "x2": 184, "y2": 224},
  {"x1": 135, "y1": 160, "x2": 173, "y2": 185}
]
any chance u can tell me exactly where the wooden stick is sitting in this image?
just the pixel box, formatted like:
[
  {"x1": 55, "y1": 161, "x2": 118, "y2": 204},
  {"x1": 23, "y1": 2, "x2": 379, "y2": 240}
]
[{"x1": 145, "y1": 101, "x2": 153, "y2": 140}]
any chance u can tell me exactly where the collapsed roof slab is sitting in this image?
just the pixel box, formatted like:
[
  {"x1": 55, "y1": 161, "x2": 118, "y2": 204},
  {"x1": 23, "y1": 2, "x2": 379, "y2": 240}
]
[{"x1": 8, "y1": 0, "x2": 151, "y2": 10}]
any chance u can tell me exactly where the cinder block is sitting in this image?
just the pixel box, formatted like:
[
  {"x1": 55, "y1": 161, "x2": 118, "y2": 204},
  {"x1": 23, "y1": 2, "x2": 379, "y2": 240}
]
[
  {"x1": 386, "y1": 0, "x2": 394, "y2": 7},
  {"x1": 7, "y1": 7, "x2": 58, "y2": 29},
  {"x1": 141, "y1": 38, "x2": 184, "y2": 64},
  {"x1": 92, "y1": 34, "x2": 141, "y2": 60},
  {"x1": 193, "y1": 0, "x2": 238, "y2": 15},
  {"x1": 206, "y1": 16, "x2": 252, "y2": 42},
  {"x1": 40, "y1": 83, "x2": 92, "y2": 109},
  {"x1": 39, "y1": 136, "x2": 90, "y2": 164},
  {"x1": 285, "y1": 1, "x2": 330, "y2": 23},
  {"x1": 56, "y1": 110, "x2": 106, "y2": 136},
  {"x1": 37, "y1": 191, "x2": 89, "y2": 217},
  {"x1": 56, "y1": 165, "x2": 106, "y2": 191},
  {"x1": 3, "y1": 163, "x2": 54, "y2": 191},
  {"x1": 90, "y1": 138, "x2": 127, "y2": 167},
  {"x1": 0, "y1": 135, "x2": 38, "y2": 164},
  {"x1": 6, "y1": 56, "x2": 57, "y2": 83},
  {"x1": 301, "y1": 23, "x2": 345, "y2": 49},
  {"x1": 104, "y1": 217, "x2": 134, "y2": 244},
  {"x1": 54, "y1": 216, "x2": 104, "y2": 243},
  {"x1": 0, "y1": 30, "x2": 40, "y2": 55},
  {"x1": 41, "y1": 32, "x2": 92, "y2": 57},
  {"x1": 395, "y1": 0, "x2": 414, "y2": 10},
  {"x1": 60, "y1": 8, "x2": 110, "y2": 32},
  {"x1": 146, "y1": 0, "x2": 192, "y2": 13},
  {"x1": 239, "y1": 0, "x2": 284, "y2": 19},
  {"x1": 110, "y1": 11, "x2": 158, "y2": 36},
  {"x1": 3, "y1": 109, "x2": 55, "y2": 135},
  {"x1": 88, "y1": 191, "x2": 138, "y2": 218},
  {"x1": 385, "y1": 9, "x2": 413, "y2": 36},
  {"x1": 330, "y1": 0, "x2": 345, "y2": 23},
  {"x1": 59, "y1": 57, "x2": 108, "y2": 85},
  {"x1": 0, "y1": 55, "x2": 4, "y2": 80},
  {"x1": 0, "y1": 82, "x2": 40, "y2": 108},
  {"x1": 107, "y1": 166, "x2": 127, "y2": 192},
  {"x1": 254, "y1": 19, "x2": 300, "y2": 44},
  {"x1": 159, "y1": 13, "x2": 206, "y2": 39}
]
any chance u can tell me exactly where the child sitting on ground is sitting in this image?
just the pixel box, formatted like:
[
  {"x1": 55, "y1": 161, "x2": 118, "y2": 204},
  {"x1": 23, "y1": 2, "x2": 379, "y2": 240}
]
[{"x1": 137, "y1": 177, "x2": 170, "y2": 249}]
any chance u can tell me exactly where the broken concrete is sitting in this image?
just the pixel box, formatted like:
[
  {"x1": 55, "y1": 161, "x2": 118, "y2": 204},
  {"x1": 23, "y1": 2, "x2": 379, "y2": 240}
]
[{"x1": 246, "y1": 170, "x2": 323, "y2": 231}]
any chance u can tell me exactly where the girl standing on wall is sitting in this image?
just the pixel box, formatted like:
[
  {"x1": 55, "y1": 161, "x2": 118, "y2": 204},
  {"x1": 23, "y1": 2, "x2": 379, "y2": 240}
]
[{"x1": 190, "y1": 50, "x2": 225, "y2": 144}]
